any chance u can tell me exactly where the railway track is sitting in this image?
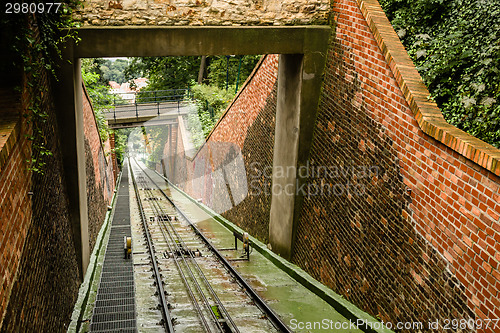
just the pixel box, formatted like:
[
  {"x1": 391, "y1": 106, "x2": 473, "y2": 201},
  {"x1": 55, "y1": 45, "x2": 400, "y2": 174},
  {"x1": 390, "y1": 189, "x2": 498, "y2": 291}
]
[{"x1": 129, "y1": 158, "x2": 292, "y2": 333}]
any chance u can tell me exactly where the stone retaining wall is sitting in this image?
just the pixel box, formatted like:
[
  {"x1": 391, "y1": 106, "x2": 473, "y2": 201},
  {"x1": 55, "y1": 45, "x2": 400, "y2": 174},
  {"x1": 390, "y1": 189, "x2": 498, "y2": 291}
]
[{"x1": 73, "y1": 0, "x2": 330, "y2": 26}]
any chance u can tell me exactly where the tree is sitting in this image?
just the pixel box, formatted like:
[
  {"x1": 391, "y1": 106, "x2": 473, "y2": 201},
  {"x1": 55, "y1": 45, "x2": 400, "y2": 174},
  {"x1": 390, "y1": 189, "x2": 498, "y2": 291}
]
[
  {"x1": 99, "y1": 58, "x2": 129, "y2": 84},
  {"x1": 379, "y1": 0, "x2": 500, "y2": 147},
  {"x1": 124, "y1": 56, "x2": 201, "y2": 90},
  {"x1": 81, "y1": 58, "x2": 113, "y2": 141},
  {"x1": 124, "y1": 55, "x2": 261, "y2": 92},
  {"x1": 207, "y1": 55, "x2": 261, "y2": 90}
]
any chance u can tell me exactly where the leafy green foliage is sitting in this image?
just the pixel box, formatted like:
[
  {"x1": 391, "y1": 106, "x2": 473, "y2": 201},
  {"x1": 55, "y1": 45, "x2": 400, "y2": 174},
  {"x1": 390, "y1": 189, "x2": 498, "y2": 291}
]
[
  {"x1": 207, "y1": 55, "x2": 261, "y2": 90},
  {"x1": 124, "y1": 55, "x2": 260, "y2": 92},
  {"x1": 0, "y1": 0, "x2": 81, "y2": 174},
  {"x1": 81, "y1": 59, "x2": 112, "y2": 142},
  {"x1": 100, "y1": 58, "x2": 129, "y2": 84},
  {"x1": 0, "y1": 0, "x2": 81, "y2": 78},
  {"x1": 186, "y1": 84, "x2": 235, "y2": 148},
  {"x1": 379, "y1": 0, "x2": 500, "y2": 147},
  {"x1": 125, "y1": 56, "x2": 201, "y2": 90},
  {"x1": 113, "y1": 128, "x2": 133, "y2": 166},
  {"x1": 123, "y1": 55, "x2": 261, "y2": 150}
]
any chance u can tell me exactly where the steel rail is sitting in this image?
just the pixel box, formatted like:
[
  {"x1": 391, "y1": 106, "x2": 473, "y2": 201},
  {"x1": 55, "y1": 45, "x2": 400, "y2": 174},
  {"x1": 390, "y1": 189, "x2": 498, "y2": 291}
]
[
  {"x1": 132, "y1": 159, "x2": 240, "y2": 332},
  {"x1": 142, "y1": 186, "x2": 221, "y2": 333},
  {"x1": 128, "y1": 158, "x2": 175, "y2": 333},
  {"x1": 135, "y1": 175, "x2": 214, "y2": 333},
  {"x1": 140, "y1": 162, "x2": 293, "y2": 333},
  {"x1": 139, "y1": 168, "x2": 240, "y2": 333},
  {"x1": 132, "y1": 160, "x2": 219, "y2": 332},
  {"x1": 131, "y1": 162, "x2": 212, "y2": 333}
]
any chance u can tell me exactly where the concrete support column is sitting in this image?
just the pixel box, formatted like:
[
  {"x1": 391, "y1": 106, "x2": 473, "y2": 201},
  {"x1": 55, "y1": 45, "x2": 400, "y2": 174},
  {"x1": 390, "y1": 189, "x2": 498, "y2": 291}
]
[
  {"x1": 54, "y1": 49, "x2": 90, "y2": 279},
  {"x1": 269, "y1": 54, "x2": 303, "y2": 259},
  {"x1": 74, "y1": 59, "x2": 90, "y2": 275},
  {"x1": 269, "y1": 47, "x2": 327, "y2": 259},
  {"x1": 171, "y1": 123, "x2": 178, "y2": 181}
]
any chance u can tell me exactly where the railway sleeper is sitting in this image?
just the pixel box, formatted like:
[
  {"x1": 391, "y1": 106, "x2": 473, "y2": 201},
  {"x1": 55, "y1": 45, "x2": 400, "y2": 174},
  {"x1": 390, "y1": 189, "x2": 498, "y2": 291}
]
[{"x1": 163, "y1": 248, "x2": 202, "y2": 258}]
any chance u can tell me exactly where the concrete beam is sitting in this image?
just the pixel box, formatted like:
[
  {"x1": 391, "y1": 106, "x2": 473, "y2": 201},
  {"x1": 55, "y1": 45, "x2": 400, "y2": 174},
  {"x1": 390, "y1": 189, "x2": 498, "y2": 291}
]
[
  {"x1": 53, "y1": 48, "x2": 90, "y2": 279},
  {"x1": 72, "y1": 26, "x2": 331, "y2": 58}
]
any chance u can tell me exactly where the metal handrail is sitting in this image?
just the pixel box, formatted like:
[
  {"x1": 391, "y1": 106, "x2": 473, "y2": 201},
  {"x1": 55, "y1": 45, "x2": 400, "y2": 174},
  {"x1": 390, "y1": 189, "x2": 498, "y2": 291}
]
[
  {"x1": 111, "y1": 88, "x2": 191, "y2": 105},
  {"x1": 101, "y1": 88, "x2": 193, "y2": 120}
]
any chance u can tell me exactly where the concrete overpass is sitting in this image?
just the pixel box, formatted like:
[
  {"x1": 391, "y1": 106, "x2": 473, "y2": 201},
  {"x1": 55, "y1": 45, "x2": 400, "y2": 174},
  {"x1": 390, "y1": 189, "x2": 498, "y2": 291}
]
[{"x1": 55, "y1": 25, "x2": 331, "y2": 276}]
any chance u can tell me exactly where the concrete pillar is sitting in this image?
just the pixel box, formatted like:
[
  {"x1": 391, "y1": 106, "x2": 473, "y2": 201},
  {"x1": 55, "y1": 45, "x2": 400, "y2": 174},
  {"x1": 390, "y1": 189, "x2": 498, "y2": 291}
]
[
  {"x1": 74, "y1": 59, "x2": 90, "y2": 275},
  {"x1": 171, "y1": 123, "x2": 178, "y2": 180},
  {"x1": 53, "y1": 49, "x2": 90, "y2": 279},
  {"x1": 269, "y1": 54, "x2": 303, "y2": 259},
  {"x1": 269, "y1": 49, "x2": 327, "y2": 259}
]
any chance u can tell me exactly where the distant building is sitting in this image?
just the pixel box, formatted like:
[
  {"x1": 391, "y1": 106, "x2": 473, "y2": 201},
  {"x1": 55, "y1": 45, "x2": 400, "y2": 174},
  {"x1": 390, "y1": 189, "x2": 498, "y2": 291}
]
[
  {"x1": 108, "y1": 81, "x2": 121, "y2": 90},
  {"x1": 109, "y1": 78, "x2": 149, "y2": 103}
]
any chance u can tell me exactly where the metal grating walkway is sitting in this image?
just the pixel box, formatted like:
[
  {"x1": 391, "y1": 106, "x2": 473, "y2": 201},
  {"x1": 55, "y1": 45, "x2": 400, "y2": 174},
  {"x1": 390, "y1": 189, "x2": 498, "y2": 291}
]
[{"x1": 90, "y1": 162, "x2": 137, "y2": 332}]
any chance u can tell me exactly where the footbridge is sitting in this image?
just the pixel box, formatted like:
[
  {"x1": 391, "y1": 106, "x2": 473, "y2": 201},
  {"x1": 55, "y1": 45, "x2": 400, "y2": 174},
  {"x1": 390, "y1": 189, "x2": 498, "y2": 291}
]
[{"x1": 103, "y1": 89, "x2": 193, "y2": 129}]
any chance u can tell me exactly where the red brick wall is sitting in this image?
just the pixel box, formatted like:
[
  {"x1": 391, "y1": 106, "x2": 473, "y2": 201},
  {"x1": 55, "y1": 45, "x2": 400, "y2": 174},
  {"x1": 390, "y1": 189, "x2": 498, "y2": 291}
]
[
  {"x1": 292, "y1": 0, "x2": 500, "y2": 331},
  {"x1": 82, "y1": 85, "x2": 116, "y2": 251},
  {"x1": 164, "y1": 55, "x2": 279, "y2": 241},
  {"x1": 0, "y1": 87, "x2": 32, "y2": 328},
  {"x1": 0, "y1": 59, "x2": 80, "y2": 331},
  {"x1": 159, "y1": 2, "x2": 500, "y2": 330},
  {"x1": 0, "y1": 18, "x2": 115, "y2": 331}
]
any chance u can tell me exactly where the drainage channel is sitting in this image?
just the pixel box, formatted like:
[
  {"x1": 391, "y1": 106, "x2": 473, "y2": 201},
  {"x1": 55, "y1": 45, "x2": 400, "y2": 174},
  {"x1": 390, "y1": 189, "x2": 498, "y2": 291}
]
[
  {"x1": 130, "y1": 157, "x2": 288, "y2": 333},
  {"x1": 89, "y1": 161, "x2": 137, "y2": 332}
]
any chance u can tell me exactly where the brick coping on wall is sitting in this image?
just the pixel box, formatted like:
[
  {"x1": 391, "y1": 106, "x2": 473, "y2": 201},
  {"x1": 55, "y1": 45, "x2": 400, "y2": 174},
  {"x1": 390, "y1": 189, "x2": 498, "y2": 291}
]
[
  {"x1": 0, "y1": 90, "x2": 22, "y2": 175},
  {"x1": 185, "y1": 55, "x2": 268, "y2": 161},
  {"x1": 357, "y1": 0, "x2": 500, "y2": 176},
  {"x1": 0, "y1": 117, "x2": 21, "y2": 175}
]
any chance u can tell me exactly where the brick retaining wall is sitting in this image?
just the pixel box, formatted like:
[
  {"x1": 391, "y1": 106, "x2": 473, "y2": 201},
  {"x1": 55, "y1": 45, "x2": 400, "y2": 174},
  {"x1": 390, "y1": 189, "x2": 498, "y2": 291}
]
[
  {"x1": 161, "y1": 1, "x2": 499, "y2": 331},
  {"x1": 0, "y1": 66, "x2": 80, "y2": 332},
  {"x1": 82, "y1": 85, "x2": 116, "y2": 252},
  {"x1": 0, "y1": 87, "x2": 32, "y2": 329},
  {"x1": 164, "y1": 55, "x2": 278, "y2": 241},
  {"x1": 291, "y1": 0, "x2": 500, "y2": 331},
  {"x1": 0, "y1": 23, "x2": 117, "y2": 331}
]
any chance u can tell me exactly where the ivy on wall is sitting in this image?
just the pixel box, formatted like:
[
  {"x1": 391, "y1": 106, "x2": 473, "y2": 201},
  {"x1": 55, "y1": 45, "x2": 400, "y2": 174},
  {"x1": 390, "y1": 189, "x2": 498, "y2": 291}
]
[
  {"x1": 379, "y1": 0, "x2": 500, "y2": 148},
  {"x1": 0, "y1": 0, "x2": 81, "y2": 173}
]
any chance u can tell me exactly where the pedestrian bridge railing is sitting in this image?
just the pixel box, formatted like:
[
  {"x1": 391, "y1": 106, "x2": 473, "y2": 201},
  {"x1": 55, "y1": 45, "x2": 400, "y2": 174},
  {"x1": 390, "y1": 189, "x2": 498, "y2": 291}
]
[{"x1": 103, "y1": 88, "x2": 192, "y2": 121}]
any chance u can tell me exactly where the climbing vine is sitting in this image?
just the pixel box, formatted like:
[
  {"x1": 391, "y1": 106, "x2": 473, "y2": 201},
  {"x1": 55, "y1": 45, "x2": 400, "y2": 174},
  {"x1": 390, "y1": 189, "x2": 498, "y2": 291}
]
[
  {"x1": 379, "y1": 0, "x2": 500, "y2": 148},
  {"x1": 0, "y1": 0, "x2": 82, "y2": 173}
]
